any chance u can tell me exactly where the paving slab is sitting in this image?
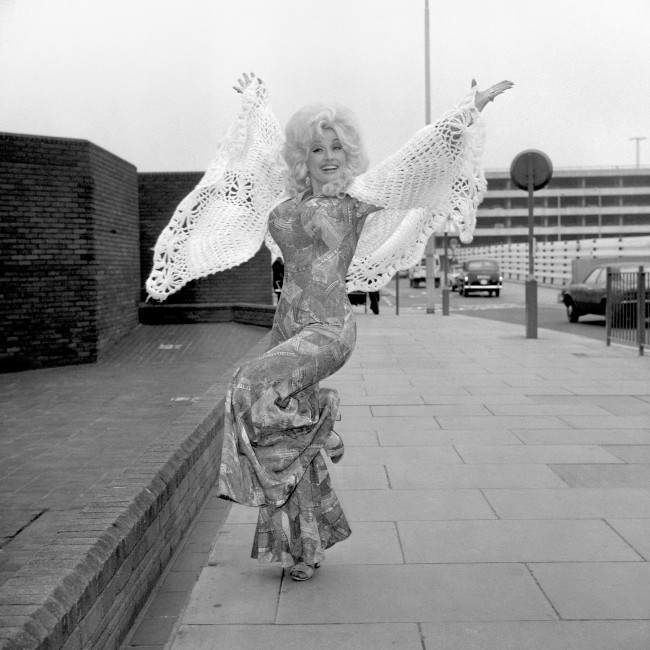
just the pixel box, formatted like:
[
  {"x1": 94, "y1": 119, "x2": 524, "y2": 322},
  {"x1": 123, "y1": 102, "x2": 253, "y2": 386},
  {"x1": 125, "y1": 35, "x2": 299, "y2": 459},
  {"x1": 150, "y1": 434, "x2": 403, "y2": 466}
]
[
  {"x1": 485, "y1": 403, "x2": 612, "y2": 416},
  {"x1": 370, "y1": 404, "x2": 490, "y2": 417},
  {"x1": 455, "y1": 444, "x2": 623, "y2": 464},
  {"x1": 327, "y1": 464, "x2": 389, "y2": 490},
  {"x1": 180, "y1": 565, "x2": 282, "y2": 624},
  {"x1": 355, "y1": 416, "x2": 444, "y2": 434},
  {"x1": 321, "y1": 521, "x2": 403, "y2": 565},
  {"x1": 223, "y1": 505, "x2": 262, "y2": 525},
  {"x1": 572, "y1": 381, "x2": 650, "y2": 394},
  {"x1": 340, "y1": 393, "x2": 426, "y2": 405},
  {"x1": 420, "y1": 621, "x2": 650, "y2": 650},
  {"x1": 604, "y1": 444, "x2": 650, "y2": 462},
  {"x1": 435, "y1": 415, "x2": 566, "y2": 429},
  {"x1": 530, "y1": 562, "x2": 650, "y2": 619},
  {"x1": 549, "y1": 463, "x2": 650, "y2": 488},
  {"x1": 398, "y1": 519, "x2": 642, "y2": 563},
  {"x1": 342, "y1": 445, "x2": 462, "y2": 465},
  {"x1": 514, "y1": 428, "x2": 650, "y2": 445},
  {"x1": 276, "y1": 564, "x2": 555, "y2": 623},
  {"x1": 329, "y1": 425, "x2": 379, "y2": 446},
  {"x1": 484, "y1": 487, "x2": 650, "y2": 519},
  {"x1": 386, "y1": 463, "x2": 567, "y2": 489},
  {"x1": 560, "y1": 414, "x2": 650, "y2": 428},
  {"x1": 526, "y1": 394, "x2": 650, "y2": 415},
  {"x1": 606, "y1": 519, "x2": 650, "y2": 560},
  {"x1": 423, "y1": 394, "x2": 538, "y2": 405},
  {"x1": 337, "y1": 489, "x2": 495, "y2": 521},
  {"x1": 377, "y1": 427, "x2": 521, "y2": 446},
  {"x1": 172, "y1": 623, "x2": 423, "y2": 650},
  {"x1": 207, "y1": 524, "x2": 256, "y2": 566}
]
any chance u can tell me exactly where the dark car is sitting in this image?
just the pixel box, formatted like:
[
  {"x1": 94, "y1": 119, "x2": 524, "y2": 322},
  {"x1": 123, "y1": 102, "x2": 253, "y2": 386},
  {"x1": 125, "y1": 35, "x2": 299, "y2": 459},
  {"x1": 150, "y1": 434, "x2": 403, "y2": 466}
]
[
  {"x1": 559, "y1": 262, "x2": 650, "y2": 323},
  {"x1": 458, "y1": 259, "x2": 502, "y2": 296}
]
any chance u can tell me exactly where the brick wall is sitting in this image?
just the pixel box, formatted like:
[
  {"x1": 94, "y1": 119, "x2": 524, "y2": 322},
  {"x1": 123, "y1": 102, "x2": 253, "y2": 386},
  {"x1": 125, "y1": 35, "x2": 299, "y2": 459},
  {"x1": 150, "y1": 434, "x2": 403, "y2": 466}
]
[
  {"x1": 138, "y1": 172, "x2": 273, "y2": 305},
  {"x1": 89, "y1": 146, "x2": 140, "y2": 355},
  {"x1": 0, "y1": 133, "x2": 139, "y2": 370}
]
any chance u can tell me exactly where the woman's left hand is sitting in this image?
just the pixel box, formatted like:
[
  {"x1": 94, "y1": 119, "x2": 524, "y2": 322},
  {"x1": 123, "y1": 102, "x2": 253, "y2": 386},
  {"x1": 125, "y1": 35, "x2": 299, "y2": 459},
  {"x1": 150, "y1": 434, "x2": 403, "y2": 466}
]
[{"x1": 472, "y1": 79, "x2": 514, "y2": 112}]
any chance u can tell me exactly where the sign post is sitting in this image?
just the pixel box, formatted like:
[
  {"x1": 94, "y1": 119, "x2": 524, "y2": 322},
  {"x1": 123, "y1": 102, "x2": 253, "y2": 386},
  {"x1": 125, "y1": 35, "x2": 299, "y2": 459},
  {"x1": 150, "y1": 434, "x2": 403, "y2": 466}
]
[
  {"x1": 510, "y1": 150, "x2": 553, "y2": 339},
  {"x1": 441, "y1": 217, "x2": 453, "y2": 315},
  {"x1": 426, "y1": 235, "x2": 436, "y2": 313}
]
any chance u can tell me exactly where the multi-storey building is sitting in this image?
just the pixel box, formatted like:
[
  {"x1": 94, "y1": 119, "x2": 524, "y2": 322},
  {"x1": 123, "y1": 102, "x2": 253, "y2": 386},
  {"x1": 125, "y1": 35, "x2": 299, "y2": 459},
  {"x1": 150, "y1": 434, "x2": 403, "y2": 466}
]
[{"x1": 474, "y1": 166, "x2": 650, "y2": 246}]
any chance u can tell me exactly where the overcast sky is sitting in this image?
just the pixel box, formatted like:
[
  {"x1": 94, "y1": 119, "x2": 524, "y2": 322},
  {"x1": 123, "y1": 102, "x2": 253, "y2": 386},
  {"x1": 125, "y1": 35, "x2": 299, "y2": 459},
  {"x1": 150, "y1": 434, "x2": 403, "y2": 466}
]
[{"x1": 1, "y1": 0, "x2": 648, "y2": 173}]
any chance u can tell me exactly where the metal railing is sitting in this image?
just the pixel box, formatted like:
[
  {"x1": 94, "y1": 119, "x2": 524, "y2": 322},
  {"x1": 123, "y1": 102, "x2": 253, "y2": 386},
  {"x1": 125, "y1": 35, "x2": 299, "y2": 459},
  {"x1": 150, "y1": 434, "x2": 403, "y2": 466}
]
[{"x1": 606, "y1": 266, "x2": 650, "y2": 355}]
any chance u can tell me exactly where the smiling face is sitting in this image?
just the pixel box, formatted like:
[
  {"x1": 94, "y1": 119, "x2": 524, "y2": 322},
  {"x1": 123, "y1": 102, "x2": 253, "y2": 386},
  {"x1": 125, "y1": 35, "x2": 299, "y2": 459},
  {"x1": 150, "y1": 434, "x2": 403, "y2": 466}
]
[{"x1": 306, "y1": 127, "x2": 347, "y2": 195}]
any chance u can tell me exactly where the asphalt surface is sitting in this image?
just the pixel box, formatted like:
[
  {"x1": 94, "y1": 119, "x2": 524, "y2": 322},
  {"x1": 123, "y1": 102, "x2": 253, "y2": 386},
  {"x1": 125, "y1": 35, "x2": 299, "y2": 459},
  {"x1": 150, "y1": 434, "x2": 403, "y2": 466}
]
[{"x1": 380, "y1": 279, "x2": 609, "y2": 342}]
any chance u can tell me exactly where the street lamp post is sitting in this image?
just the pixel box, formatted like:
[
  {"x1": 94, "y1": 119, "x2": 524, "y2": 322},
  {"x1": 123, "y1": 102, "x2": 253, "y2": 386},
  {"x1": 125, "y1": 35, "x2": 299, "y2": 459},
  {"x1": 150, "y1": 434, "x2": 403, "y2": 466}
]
[
  {"x1": 629, "y1": 136, "x2": 647, "y2": 168},
  {"x1": 424, "y1": 0, "x2": 436, "y2": 314},
  {"x1": 442, "y1": 227, "x2": 450, "y2": 315}
]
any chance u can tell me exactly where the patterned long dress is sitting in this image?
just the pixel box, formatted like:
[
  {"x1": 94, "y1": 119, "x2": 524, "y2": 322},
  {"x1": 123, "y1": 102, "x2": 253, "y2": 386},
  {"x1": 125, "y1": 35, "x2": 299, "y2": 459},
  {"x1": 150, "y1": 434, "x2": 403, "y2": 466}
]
[{"x1": 217, "y1": 191, "x2": 379, "y2": 568}]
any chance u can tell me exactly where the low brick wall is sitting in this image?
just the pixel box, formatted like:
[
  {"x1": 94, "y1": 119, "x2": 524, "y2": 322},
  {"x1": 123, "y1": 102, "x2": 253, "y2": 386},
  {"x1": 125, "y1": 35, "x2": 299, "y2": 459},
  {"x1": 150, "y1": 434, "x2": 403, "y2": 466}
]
[
  {"x1": 138, "y1": 302, "x2": 276, "y2": 327},
  {"x1": 0, "y1": 335, "x2": 270, "y2": 649}
]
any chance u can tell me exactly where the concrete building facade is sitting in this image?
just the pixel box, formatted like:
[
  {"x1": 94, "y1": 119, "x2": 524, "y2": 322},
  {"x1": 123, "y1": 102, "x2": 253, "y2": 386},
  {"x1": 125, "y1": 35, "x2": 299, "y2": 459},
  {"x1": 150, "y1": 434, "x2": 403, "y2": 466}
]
[{"x1": 474, "y1": 166, "x2": 650, "y2": 246}]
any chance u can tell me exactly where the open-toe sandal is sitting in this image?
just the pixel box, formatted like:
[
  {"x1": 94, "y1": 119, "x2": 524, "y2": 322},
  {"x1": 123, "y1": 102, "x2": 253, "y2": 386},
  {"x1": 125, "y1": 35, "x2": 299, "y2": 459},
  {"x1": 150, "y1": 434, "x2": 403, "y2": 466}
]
[
  {"x1": 325, "y1": 431, "x2": 344, "y2": 464},
  {"x1": 289, "y1": 562, "x2": 316, "y2": 581}
]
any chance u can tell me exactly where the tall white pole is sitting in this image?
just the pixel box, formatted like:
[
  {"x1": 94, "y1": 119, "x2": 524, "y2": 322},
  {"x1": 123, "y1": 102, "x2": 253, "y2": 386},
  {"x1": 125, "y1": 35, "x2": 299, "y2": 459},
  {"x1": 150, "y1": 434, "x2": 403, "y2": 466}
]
[
  {"x1": 424, "y1": 0, "x2": 436, "y2": 313},
  {"x1": 424, "y1": 0, "x2": 431, "y2": 126},
  {"x1": 629, "y1": 136, "x2": 646, "y2": 168}
]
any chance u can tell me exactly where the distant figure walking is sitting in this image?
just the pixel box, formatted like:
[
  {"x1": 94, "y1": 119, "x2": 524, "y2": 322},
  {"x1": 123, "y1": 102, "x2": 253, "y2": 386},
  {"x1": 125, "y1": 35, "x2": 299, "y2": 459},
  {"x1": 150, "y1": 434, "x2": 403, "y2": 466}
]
[{"x1": 368, "y1": 290, "x2": 380, "y2": 314}]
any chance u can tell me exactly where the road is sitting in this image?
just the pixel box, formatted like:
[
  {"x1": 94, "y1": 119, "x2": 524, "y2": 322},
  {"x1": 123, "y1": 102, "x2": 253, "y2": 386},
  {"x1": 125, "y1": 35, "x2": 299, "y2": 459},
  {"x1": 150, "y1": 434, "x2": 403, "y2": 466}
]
[{"x1": 373, "y1": 278, "x2": 608, "y2": 343}]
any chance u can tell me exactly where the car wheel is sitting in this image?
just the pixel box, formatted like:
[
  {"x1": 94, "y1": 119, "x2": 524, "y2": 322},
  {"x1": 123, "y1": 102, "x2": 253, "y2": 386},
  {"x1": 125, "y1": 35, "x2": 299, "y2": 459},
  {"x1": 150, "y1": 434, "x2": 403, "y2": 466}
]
[
  {"x1": 458, "y1": 285, "x2": 464, "y2": 296},
  {"x1": 566, "y1": 301, "x2": 580, "y2": 323},
  {"x1": 409, "y1": 279, "x2": 414, "y2": 288},
  {"x1": 495, "y1": 289, "x2": 500, "y2": 297}
]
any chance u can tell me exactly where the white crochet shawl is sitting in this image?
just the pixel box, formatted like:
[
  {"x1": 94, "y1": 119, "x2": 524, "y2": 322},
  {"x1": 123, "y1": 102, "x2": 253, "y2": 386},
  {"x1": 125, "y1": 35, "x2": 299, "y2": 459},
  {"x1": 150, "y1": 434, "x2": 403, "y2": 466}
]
[{"x1": 146, "y1": 81, "x2": 486, "y2": 300}]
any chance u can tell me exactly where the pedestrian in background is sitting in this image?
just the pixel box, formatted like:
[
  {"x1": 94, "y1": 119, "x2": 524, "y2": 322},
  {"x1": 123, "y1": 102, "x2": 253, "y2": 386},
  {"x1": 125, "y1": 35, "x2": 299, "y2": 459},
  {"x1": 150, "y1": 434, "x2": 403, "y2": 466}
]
[{"x1": 368, "y1": 290, "x2": 380, "y2": 314}]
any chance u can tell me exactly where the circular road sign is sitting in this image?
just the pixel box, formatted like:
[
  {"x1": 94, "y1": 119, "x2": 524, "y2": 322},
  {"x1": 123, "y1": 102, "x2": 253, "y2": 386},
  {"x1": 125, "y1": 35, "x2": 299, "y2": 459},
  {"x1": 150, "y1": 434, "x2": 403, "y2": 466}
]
[{"x1": 510, "y1": 149, "x2": 553, "y2": 191}]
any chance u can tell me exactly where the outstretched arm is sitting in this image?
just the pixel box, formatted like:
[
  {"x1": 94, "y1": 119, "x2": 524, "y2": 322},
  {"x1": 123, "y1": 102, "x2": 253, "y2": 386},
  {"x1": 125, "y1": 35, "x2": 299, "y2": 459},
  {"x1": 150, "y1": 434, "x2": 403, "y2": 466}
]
[
  {"x1": 348, "y1": 79, "x2": 513, "y2": 212},
  {"x1": 346, "y1": 79, "x2": 513, "y2": 291},
  {"x1": 145, "y1": 73, "x2": 286, "y2": 301}
]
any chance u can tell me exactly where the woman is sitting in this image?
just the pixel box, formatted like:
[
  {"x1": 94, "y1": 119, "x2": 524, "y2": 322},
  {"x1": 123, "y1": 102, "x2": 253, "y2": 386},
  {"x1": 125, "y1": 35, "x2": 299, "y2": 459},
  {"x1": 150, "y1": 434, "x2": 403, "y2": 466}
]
[{"x1": 147, "y1": 72, "x2": 512, "y2": 581}]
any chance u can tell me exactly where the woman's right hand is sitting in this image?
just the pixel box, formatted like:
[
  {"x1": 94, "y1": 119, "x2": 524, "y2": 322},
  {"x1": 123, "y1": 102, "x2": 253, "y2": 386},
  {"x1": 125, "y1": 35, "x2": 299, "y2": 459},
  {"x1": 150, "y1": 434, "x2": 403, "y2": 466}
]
[
  {"x1": 472, "y1": 79, "x2": 514, "y2": 112},
  {"x1": 233, "y1": 71, "x2": 264, "y2": 94}
]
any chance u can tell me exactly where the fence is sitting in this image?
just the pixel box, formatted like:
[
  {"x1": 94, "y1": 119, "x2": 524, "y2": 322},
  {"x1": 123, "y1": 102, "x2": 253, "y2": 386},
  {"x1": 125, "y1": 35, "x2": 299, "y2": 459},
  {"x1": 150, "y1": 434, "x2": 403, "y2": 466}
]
[
  {"x1": 606, "y1": 266, "x2": 649, "y2": 355},
  {"x1": 453, "y1": 235, "x2": 650, "y2": 286}
]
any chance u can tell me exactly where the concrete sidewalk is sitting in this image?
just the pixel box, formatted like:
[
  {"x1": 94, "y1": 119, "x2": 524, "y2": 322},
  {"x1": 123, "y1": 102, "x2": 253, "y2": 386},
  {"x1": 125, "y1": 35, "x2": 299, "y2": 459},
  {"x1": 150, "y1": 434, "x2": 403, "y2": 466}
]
[{"x1": 160, "y1": 313, "x2": 650, "y2": 650}]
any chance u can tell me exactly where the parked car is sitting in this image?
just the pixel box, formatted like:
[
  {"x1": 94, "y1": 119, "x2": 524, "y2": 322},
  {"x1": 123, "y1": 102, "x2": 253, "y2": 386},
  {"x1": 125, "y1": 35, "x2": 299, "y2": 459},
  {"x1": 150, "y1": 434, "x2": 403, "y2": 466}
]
[
  {"x1": 559, "y1": 262, "x2": 650, "y2": 323},
  {"x1": 408, "y1": 255, "x2": 440, "y2": 288},
  {"x1": 457, "y1": 259, "x2": 502, "y2": 296}
]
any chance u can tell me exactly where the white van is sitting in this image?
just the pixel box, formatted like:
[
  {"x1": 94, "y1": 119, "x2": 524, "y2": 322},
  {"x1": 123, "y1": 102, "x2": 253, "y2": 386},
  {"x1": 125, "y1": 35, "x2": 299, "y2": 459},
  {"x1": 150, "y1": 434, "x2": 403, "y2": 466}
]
[{"x1": 408, "y1": 255, "x2": 440, "y2": 288}]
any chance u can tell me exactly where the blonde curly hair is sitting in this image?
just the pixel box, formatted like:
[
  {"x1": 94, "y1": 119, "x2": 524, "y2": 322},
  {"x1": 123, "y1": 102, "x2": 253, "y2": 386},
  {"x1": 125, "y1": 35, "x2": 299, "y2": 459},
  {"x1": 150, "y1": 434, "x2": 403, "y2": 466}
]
[{"x1": 282, "y1": 104, "x2": 369, "y2": 197}]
